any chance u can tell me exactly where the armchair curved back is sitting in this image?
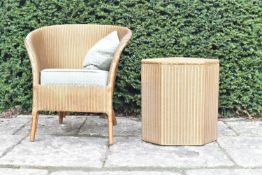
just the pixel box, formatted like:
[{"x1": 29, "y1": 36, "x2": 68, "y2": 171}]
[{"x1": 25, "y1": 24, "x2": 132, "y2": 87}]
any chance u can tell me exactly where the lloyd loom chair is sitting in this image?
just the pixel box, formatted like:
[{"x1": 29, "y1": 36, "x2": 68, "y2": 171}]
[{"x1": 25, "y1": 24, "x2": 132, "y2": 144}]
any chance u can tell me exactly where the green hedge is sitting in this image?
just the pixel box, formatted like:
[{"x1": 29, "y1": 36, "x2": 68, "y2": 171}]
[{"x1": 0, "y1": 0, "x2": 261, "y2": 117}]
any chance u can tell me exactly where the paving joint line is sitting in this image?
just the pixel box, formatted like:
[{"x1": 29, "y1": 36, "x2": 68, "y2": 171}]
[
  {"x1": 222, "y1": 121, "x2": 240, "y2": 136},
  {"x1": 26, "y1": 134, "x2": 139, "y2": 138},
  {"x1": 12, "y1": 120, "x2": 31, "y2": 135},
  {"x1": 0, "y1": 164, "x2": 252, "y2": 172},
  {"x1": 0, "y1": 163, "x2": 261, "y2": 173},
  {"x1": 75, "y1": 117, "x2": 88, "y2": 135},
  {"x1": 72, "y1": 134, "x2": 139, "y2": 138},
  {"x1": 0, "y1": 135, "x2": 27, "y2": 159},
  {"x1": 216, "y1": 141, "x2": 239, "y2": 167},
  {"x1": 1, "y1": 117, "x2": 261, "y2": 173},
  {"x1": 101, "y1": 145, "x2": 110, "y2": 168}
]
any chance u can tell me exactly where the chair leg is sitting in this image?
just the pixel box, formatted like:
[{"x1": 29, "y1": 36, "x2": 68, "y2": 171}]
[
  {"x1": 30, "y1": 110, "x2": 39, "y2": 142},
  {"x1": 108, "y1": 111, "x2": 113, "y2": 145},
  {"x1": 58, "y1": 112, "x2": 66, "y2": 124},
  {"x1": 112, "y1": 110, "x2": 117, "y2": 126}
]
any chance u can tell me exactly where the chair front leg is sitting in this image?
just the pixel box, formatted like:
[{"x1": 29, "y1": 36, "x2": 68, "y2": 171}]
[{"x1": 30, "y1": 110, "x2": 39, "y2": 142}]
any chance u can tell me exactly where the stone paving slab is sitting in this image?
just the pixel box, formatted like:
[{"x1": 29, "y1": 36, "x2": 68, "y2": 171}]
[
  {"x1": 0, "y1": 117, "x2": 30, "y2": 135},
  {"x1": 17, "y1": 115, "x2": 86, "y2": 136},
  {"x1": 218, "y1": 137, "x2": 262, "y2": 167},
  {"x1": 0, "y1": 168, "x2": 48, "y2": 175},
  {"x1": 0, "y1": 116, "x2": 261, "y2": 174},
  {"x1": 186, "y1": 169, "x2": 262, "y2": 175},
  {"x1": 14, "y1": 116, "x2": 235, "y2": 138},
  {"x1": 79, "y1": 116, "x2": 141, "y2": 137},
  {"x1": 220, "y1": 118, "x2": 248, "y2": 122},
  {"x1": 14, "y1": 116, "x2": 236, "y2": 138},
  {"x1": 105, "y1": 137, "x2": 234, "y2": 168},
  {"x1": 0, "y1": 136, "x2": 107, "y2": 168},
  {"x1": 218, "y1": 121, "x2": 237, "y2": 137},
  {"x1": 225, "y1": 121, "x2": 262, "y2": 137},
  {"x1": 0, "y1": 135, "x2": 25, "y2": 157},
  {"x1": 50, "y1": 171, "x2": 181, "y2": 175}
]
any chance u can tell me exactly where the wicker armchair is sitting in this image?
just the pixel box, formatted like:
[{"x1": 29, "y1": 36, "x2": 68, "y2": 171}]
[{"x1": 25, "y1": 24, "x2": 132, "y2": 144}]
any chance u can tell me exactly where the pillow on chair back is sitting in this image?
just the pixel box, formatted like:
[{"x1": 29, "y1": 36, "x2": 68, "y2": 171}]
[{"x1": 83, "y1": 31, "x2": 120, "y2": 71}]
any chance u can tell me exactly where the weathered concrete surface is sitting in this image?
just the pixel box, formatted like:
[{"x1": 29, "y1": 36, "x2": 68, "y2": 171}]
[
  {"x1": 218, "y1": 137, "x2": 262, "y2": 167},
  {"x1": 225, "y1": 121, "x2": 262, "y2": 137},
  {"x1": 0, "y1": 136, "x2": 107, "y2": 168},
  {"x1": 105, "y1": 137, "x2": 234, "y2": 168},
  {"x1": 0, "y1": 168, "x2": 48, "y2": 175},
  {"x1": 0, "y1": 116, "x2": 261, "y2": 175},
  {"x1": 79, "y1": 116, "x2": 141, "y2": 137},
  {"x1": 0, "y1": 117, "x2": 30, "y2": 135},
  {"x1": 17, "y1": 115, "x2": 86, "y2": 136},
  {"x1": 218, "y1": 121, "x2": 237, "y2": 137},
  {"x1": 50, "y1": 171, "x2": 181, "y2": 175},
  {"x1": 220, "y1": 118, "x2": 248, "y2": 122},
  {"x1": 186, "y1": 169, "x2": 262, "y2": 175},
  {"x1": 0, "y1": 135, "x2": 25, "y2": 157}
]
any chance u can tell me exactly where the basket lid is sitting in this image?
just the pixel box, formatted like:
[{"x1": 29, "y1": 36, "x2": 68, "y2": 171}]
[{"x1": 142, "y1": 57, "x2": 219, "y2": 65}]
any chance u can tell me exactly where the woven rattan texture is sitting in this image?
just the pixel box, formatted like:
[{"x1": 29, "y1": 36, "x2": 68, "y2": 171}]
[
  {"x1": 25, "y1": 24, "x2": 132, "y2": 144},
  {"x1": 142, "y1": 58, "x2": 219, "y2": 145}
]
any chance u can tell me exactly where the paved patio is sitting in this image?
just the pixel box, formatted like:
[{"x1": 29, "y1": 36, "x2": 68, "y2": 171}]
[{"x1": 0, "y1": 115, "x2": 261, "y2": 175}]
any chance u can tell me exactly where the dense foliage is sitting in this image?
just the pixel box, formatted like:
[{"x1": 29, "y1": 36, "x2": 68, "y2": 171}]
[{"x1": 0, "y1": 0, "x2": 261, "y2": 117}]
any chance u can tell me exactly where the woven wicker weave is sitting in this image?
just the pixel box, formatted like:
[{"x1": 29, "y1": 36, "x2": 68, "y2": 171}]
[
  {"x1": 25, "y1": 24, "x2": 132, "y2": 144},
  {"x1": 142, "y1": 58, "x2": 219, "y2": 145}
]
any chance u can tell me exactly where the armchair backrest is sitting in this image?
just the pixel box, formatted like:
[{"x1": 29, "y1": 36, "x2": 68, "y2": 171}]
[{"x1": 25, "y1": 24, "x2": 131, "y2": 69}]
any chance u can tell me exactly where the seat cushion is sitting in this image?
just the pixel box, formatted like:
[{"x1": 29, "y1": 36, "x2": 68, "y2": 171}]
[
  {"x1": 41, "y1": 69, "x2": 108, "y2": 86},
  {"x1": 83, "y1": 31, "x2": 120, "y2": 70}
]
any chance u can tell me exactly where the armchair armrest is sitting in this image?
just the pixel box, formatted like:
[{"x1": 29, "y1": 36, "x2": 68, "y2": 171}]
[
  {"x1": 107, "y1": 29, "x2": 132, "y2": 90},
  {"x1": 25, "y1": 34, "x2": 41, "y2": 86}
]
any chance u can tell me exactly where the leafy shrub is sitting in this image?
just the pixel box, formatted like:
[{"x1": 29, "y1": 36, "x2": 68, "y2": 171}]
[{"x1": 0, "y1": 0, "x2": 261, "y2": 117}]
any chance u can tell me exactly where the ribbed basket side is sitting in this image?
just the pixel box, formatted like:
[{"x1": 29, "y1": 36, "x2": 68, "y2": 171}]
[
  {"x1": 160, "y1": 64, "x2": 205, "y2": 145},
  {"x1": 204, "y1": 63, "x2": 219, "y2": 143},
  {"x1": 34, "y1": 86, "x2": 110, "y2": 113},
  {"x1": 141, "y1": 59, "x2": 219, "y2": 145},
  {"x1": 141, "y1": 63, "x2": 161, "y2": 143}
]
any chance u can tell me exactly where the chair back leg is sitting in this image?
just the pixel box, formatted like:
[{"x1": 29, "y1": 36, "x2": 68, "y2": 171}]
[
  {"x1": 107, "y1": 110, "x2": 114, "y2": 145},
  {"x1": 112, "y1": 110, "x2": 117, "y2": 126},
  {"x1": 58, "y1": 112, "x2": 66, "y2": 124}
]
